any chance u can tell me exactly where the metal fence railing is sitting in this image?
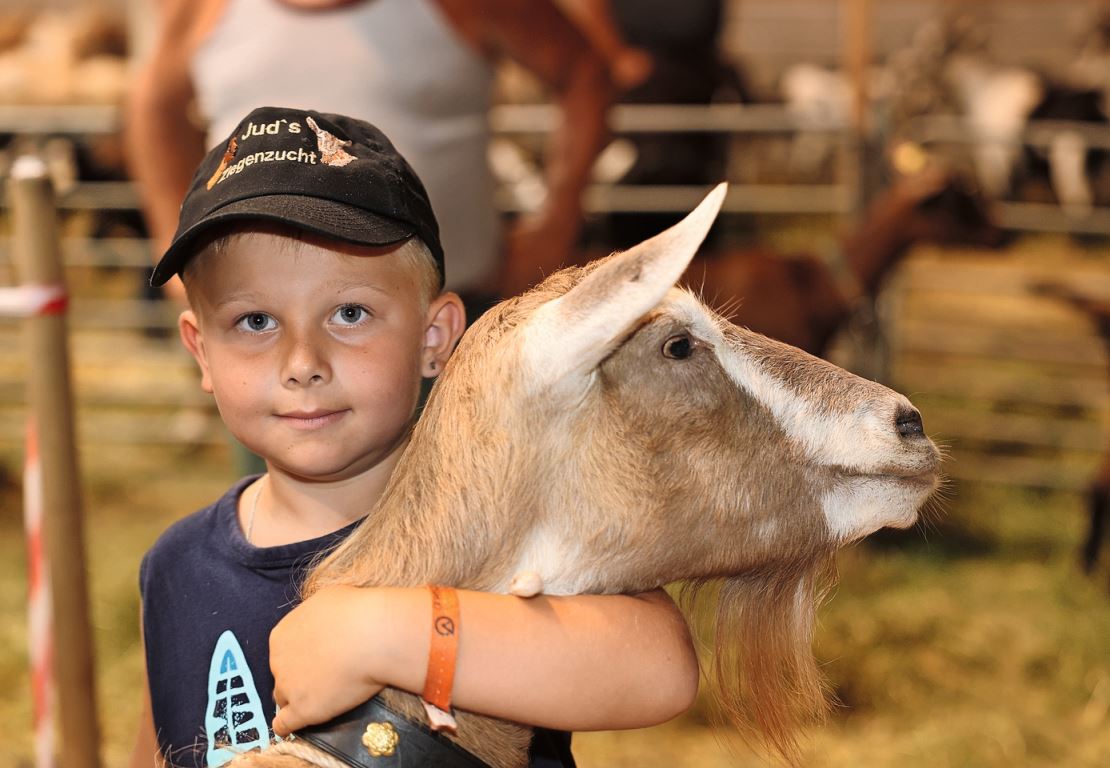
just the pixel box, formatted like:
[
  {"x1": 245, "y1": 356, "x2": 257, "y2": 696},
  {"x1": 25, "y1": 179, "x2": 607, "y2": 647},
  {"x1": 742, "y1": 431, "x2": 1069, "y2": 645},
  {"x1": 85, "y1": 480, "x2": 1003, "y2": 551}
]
[{"x1": 0, "y1": 103, "x2": 1108, "y2": 465}]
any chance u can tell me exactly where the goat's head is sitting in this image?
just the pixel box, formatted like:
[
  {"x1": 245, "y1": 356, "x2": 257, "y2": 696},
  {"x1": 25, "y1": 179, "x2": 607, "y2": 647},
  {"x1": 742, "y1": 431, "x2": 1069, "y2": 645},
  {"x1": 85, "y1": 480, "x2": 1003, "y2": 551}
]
[
  {"x1": 888, "y1": 144, "x2": 1009, "y2": 248},
  {"x1": 323, "y1": 185, "x2": 940, "y2": 761},
  {"x1": 432, "y1": 184, "x2": 938, "y2": 580}
]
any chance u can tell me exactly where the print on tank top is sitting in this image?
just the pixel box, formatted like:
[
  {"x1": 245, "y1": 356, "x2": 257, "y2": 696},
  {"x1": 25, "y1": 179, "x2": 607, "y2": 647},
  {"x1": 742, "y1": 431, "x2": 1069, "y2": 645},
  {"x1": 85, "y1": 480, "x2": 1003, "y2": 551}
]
[{"x1": 205, "y1": 630, "x2": 269, "y2": 765}]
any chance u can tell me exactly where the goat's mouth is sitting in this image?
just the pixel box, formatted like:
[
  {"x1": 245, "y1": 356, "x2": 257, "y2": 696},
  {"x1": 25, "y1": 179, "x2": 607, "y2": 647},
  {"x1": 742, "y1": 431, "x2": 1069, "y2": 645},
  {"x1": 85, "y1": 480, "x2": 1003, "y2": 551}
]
[
  {"x1": 832, "y1": 468, "x2": 939, "y2": 532},
  {"x1": 833, "y1": 465, "x2": 939, "y2": 488},
  {"x1": 874, "y1": 469, "x2": 939, "y2": 489}
]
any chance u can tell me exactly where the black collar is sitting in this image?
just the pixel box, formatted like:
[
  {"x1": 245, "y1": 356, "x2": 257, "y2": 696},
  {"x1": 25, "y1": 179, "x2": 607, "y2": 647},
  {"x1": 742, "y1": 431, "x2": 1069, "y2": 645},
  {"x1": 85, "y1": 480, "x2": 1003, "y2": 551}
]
[{"x1": 294, "y1": 695, "x2": 491, "y2": 768}]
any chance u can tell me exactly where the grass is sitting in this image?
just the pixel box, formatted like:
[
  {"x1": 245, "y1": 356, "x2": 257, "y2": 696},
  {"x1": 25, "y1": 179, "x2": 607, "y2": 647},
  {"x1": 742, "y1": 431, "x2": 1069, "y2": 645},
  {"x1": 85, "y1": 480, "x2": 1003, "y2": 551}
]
[
  {"x1": 808, "y1": 486, "x2": 1110, "y2": 767},
  {"x1": 0, "y1": 443, "x2": 236, "y2": 768},
  {"x1": 1, "y1": 446, "x2": 1109, "y2": 767}
]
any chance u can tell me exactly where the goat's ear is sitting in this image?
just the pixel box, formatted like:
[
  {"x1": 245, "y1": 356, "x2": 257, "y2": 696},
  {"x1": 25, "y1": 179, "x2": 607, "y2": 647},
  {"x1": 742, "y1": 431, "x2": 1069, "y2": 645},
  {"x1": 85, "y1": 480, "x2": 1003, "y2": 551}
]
[{"x1": 521, "y1": 183, "x2": 727, "y2": 389}]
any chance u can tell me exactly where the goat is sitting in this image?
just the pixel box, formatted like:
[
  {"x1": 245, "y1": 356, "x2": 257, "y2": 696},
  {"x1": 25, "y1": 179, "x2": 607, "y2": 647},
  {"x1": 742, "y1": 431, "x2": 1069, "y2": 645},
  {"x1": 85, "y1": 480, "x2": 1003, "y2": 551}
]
[
  {"x1": 685, "y1": 166, "x2": 1005, "y2": 357},
  {"x1": 944, "y1": 19, "x2": 1110, "y2": 221},
  {"x1": 943, "y1": 54, "x2": 1044, "y2": 202},
  {"x1": 1018, "y1": 85, "x2": 1109, "y2": 220},
  {"x1": 235, "y1": 184, "x2": 940, "y2": 768},
  {"x1": 779, "y1": 62, "x2": 895, "y2": 181}
]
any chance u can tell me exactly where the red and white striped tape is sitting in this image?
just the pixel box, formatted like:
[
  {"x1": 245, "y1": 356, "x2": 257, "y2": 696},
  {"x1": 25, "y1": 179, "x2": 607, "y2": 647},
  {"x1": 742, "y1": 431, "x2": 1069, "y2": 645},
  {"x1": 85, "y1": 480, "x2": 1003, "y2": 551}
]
[
  {"x1": 0, "y1": 284, "x2": 68, "y2": 319},
  {"x1": 11, "y1": 156, "x2": 64, "y2": 766},
  {"x1": 24, "y1": 419, "x2": 54, "y2": 768}
]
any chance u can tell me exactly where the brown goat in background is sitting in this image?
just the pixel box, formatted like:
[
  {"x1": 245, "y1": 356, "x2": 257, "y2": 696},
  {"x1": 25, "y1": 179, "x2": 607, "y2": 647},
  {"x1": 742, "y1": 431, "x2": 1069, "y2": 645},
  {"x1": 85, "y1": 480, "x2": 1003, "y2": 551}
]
[{"x1": 685, "y1": 167, "x2": 1007, "y2": 356}]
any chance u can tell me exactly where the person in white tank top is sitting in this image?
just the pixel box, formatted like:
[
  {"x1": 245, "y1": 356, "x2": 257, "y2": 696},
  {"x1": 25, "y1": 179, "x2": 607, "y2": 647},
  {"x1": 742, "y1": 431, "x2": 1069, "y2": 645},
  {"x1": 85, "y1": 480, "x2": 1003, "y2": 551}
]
[
  {"x1": 123, "y1": 5, "x2": 689, "y2": 768},
  {"x1": 126, "y1": 0, "x2": 612, "y2": 303}
]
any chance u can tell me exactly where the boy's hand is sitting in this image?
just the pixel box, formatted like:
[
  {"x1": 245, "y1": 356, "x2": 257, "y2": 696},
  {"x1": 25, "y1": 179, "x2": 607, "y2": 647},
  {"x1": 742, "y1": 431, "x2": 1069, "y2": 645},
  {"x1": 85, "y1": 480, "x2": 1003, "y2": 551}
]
[{"x1": 269, "y1": 585, "x2": 386, "y2": 735}]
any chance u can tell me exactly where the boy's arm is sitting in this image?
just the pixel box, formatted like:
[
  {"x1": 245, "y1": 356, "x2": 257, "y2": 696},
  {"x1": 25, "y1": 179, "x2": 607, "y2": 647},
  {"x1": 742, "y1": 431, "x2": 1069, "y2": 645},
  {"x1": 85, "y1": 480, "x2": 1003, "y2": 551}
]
[
  {"x1": 128, "y1": 683, "x2": 163, "y2": 768},
  {"x1": 270, "y1": 586, "x2": 698, "y2": 735}
]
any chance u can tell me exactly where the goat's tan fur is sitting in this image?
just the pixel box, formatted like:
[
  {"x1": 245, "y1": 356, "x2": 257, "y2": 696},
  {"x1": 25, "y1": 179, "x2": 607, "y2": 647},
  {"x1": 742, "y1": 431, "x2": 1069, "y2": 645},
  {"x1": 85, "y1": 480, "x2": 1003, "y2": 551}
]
[{"x1": 232, "y1": 184, "x2": 939, "y2": 768}]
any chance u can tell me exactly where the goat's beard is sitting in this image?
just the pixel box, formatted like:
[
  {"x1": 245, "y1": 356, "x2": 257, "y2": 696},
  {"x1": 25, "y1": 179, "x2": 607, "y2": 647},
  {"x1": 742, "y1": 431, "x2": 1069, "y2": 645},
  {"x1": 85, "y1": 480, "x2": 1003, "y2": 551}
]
[{"x1": 678, "y1": 551, "x2": 838, "y2": 766}]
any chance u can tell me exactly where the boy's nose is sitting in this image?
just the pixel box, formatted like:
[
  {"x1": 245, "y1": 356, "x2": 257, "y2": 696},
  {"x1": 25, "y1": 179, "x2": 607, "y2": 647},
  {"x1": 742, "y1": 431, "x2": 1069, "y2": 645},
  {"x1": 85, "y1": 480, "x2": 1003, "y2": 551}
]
[{"x1": 281, "y1": 337, "x2": 332, "y2": 387}]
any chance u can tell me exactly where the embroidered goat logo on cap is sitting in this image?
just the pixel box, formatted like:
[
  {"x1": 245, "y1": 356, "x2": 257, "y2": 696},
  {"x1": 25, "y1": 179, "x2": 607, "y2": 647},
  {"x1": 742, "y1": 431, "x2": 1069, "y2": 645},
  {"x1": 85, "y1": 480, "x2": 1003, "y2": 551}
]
[
  {"x1": 206, "y1": 136, "x2": 239, "y2": 190},
  {"x1": 307, "y1": 116, "x2": 356, "y2": 167}
]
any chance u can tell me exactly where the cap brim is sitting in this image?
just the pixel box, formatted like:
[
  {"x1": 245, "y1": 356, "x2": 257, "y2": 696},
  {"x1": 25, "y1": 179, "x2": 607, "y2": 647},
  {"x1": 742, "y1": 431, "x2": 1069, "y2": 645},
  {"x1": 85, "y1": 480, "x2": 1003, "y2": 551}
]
[{"x1": 151, "y1": 195, "x2": 415, "y2": 286}]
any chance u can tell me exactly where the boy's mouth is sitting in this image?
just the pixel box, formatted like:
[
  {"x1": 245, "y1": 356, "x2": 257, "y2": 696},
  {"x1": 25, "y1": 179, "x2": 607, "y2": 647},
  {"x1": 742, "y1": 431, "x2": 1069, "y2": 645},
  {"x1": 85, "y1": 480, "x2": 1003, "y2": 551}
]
[{"x1": 276, "y1": 409, "x2": 348, "y2": 429}]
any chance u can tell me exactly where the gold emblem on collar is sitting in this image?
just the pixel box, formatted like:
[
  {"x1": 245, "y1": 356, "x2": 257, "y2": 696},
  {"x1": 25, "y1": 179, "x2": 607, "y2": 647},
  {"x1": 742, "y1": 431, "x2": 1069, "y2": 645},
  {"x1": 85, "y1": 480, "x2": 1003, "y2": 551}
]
[{"x1": 362, "y1": 721, "x2": 400, "y2": 757}]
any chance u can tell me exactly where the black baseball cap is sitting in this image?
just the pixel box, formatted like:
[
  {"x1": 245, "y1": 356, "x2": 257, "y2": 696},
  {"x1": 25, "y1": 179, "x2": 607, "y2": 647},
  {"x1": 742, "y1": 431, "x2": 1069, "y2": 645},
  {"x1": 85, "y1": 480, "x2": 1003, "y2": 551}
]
[{"x1": 151, "y1": 106, "x2": 445, "y2": 287}]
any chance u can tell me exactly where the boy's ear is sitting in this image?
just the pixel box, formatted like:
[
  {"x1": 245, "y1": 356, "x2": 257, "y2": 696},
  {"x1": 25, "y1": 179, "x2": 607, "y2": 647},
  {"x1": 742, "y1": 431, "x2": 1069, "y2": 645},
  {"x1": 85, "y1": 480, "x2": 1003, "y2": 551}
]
[
  {"x1": 178, "y1": 310, "x2": 214, "y2": 393},
  {"x1": 421, "y1": 292, "x2": 466, "y2": 378}
]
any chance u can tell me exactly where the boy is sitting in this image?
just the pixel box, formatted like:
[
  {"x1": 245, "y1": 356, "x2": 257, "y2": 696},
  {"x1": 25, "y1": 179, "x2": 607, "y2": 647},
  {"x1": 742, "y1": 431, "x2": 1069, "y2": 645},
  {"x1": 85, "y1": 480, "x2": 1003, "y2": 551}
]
[{"x1": 132, "y1": 106, "x2": 698, "y2": 767}]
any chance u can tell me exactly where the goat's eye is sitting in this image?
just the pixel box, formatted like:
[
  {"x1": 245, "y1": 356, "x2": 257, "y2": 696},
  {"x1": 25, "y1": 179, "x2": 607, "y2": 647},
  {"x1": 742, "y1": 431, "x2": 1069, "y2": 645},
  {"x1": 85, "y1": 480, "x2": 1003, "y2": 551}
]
[{"x1": 662, "y1": 334, "x2": 694, "y2": 360}]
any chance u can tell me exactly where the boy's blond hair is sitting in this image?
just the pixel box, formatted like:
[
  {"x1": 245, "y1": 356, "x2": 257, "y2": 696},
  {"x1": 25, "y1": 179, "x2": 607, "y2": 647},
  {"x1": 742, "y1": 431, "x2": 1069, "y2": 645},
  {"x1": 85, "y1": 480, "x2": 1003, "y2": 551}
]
[{"x1": 182, "y1": 224, "x2": 442, "y2": 312}]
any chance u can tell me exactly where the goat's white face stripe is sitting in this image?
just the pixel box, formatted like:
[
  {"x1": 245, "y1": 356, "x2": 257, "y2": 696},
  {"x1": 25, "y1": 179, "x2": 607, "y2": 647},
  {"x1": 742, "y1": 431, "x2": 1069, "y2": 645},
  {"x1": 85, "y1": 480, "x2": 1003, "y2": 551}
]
[
  {"x1": 668, "y1": 292, "x2": 935, "y2": 542},
  {"x1": 670, "y1": 293, "x2": 891, "y2": 472},
  {"x1": 723, "y1": 366, "x2": 890, "y2": 473}
]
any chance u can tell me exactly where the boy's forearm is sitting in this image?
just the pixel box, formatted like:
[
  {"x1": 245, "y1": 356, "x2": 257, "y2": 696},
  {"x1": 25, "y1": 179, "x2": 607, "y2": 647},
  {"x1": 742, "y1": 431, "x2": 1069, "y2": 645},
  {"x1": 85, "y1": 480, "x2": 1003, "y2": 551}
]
[
  {"x1": 125, "y1": 70, "x2": 206, "y2": 252},
  {"x1": 124, "y1": 48, "x2": 207, "y2": 253},
  {"x1": 372, "y1": 586, "x2": 699, "y2": 730},
  {"x1": 540, "y1": 53, "x2": 611, "y2": 231},
  {"x1": 480, "y1": 0, "x2": 612, "y2": 236}
]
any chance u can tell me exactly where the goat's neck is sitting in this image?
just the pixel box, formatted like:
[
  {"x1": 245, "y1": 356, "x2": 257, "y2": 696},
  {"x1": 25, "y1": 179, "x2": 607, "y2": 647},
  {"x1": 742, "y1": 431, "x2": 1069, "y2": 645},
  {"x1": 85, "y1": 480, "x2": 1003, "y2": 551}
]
[
  {"x1": 367, "y1": 479, "x2": 513, "y2": 589},
  {"x1": 310, "y1": 419, "x2": 533, "y2": 593},
  {"x1": 838, "y1": 193, "x2": 919, "y2": 298}
]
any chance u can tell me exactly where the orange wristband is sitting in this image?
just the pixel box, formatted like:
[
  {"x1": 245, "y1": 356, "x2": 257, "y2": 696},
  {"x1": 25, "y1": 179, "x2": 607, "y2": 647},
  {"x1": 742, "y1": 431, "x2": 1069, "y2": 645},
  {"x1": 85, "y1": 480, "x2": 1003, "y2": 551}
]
[{"x1": 422, "y1": 585, "x2": 460, "y2": 713}]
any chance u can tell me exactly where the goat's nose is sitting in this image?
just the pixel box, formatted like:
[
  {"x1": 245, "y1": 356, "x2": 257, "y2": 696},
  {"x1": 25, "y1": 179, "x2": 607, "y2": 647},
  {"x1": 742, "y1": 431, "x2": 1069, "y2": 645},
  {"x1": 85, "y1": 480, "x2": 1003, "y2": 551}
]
[{"x1": 895, "y1": 407, "x2": 925, "y2": 438}]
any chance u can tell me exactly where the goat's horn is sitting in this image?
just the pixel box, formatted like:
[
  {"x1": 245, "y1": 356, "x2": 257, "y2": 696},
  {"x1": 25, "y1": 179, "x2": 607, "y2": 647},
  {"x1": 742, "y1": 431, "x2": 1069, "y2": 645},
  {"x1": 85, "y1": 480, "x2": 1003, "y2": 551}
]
[{"x1": 521, "y1": 182, "x2": 727, "y2": 389}]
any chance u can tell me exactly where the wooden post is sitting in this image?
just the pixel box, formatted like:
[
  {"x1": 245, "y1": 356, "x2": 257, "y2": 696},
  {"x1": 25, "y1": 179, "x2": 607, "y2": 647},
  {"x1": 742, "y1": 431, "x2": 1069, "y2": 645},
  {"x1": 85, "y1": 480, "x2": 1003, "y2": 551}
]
[
  {"x1": 839, "y1": 0, "x2": 889, "y2": 380},
  {"x1": 9, "y1": 157, "x2": 102, "y2": 768},
  {"x1": 842, "y1": 0, "x2": 871, "y2": 137},
  {"x1": 840, "y1": 0, "x2": 876, "y2": 208}
]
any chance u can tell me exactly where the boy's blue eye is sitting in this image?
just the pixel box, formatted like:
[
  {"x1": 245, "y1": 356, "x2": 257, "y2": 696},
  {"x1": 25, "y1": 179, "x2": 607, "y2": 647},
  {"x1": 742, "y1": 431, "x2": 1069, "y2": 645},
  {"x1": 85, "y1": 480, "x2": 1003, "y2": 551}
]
[
  {"x1": 236, "y1": 313, "x2": 276, "y2": 332},
  {"x1": 333, "y1": 304, "x2": 369, "y2": 325}
]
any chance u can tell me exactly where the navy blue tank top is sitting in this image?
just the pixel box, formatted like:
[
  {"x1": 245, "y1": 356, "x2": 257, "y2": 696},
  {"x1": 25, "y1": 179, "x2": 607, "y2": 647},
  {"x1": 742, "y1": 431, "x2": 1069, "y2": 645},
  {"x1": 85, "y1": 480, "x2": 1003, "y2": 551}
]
[{"x1": 140, "y1": 477, "x2": 573, "y2": 767}]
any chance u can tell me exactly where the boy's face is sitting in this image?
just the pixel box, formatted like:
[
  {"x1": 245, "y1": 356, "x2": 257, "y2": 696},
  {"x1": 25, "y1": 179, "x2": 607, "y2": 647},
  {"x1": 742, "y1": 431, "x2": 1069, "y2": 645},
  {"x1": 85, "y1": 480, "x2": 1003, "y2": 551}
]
[{"x1": 179, "y1": 232, "x2": 444, "y2": 482}]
